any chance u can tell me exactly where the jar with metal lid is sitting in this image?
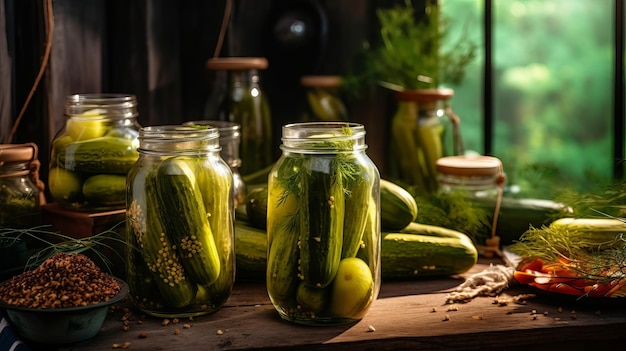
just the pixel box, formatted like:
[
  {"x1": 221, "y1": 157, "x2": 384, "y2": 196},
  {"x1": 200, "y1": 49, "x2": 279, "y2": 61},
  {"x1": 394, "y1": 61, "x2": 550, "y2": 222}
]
[
  {"x1": 436, "y1": 154, "x2": 506, "y2": 257},
  {"x1": 126, "y1": 125, "x2": 235, "y2": 318},
  {"x1": 267, "y1": 122, "x2": 380, "y2": 325},
  {"x1": 206, "y1": 57, "x2": 273, "y2": 177},
  {"x1": 0, "y1": 143, "x2": 45, "y2": 270},
  {"x1": 49, "y1": 94, "x2": 141, "y2": 212},
  {"x1": 184, "y1": 120, "x2": 246, "y2": 208},
  {"x1": 300, "y1": 75, "x2": 348, "y2": 122}
]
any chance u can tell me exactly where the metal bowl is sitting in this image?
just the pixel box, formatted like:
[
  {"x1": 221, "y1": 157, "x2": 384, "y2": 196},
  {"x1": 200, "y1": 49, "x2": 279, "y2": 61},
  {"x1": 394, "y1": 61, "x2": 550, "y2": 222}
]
[{"x1": 0, "y1": 277, "x2": 128, "y2": 346}]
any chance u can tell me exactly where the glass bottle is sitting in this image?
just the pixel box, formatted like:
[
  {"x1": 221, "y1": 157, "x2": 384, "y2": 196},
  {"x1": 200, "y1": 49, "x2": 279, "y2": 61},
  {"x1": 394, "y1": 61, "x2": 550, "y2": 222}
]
[
  {"x1": 184, "y1": 120, "x2": 246, "y2": 208},
  {"x1": 267, "y1": 122, "x2": 381, "y2": 325},
  {"x1": 0, "y1": 143, "x2": 44, "y2": 271},
  {"x1": 206, "y1": 57, "x2": 273, "y2": 177},
  {"x1": 388, "y1": 88, "x2": 461, "y2": 194},
  {"x1": 300, "y1": 75, "x2": 348, "y2": 122},
  {"x1": 126, "y1": 125, "x2": 235, "y2": 318},
  {"x1": 49, "y1": 94, "x2": 141, "y2": 212}
]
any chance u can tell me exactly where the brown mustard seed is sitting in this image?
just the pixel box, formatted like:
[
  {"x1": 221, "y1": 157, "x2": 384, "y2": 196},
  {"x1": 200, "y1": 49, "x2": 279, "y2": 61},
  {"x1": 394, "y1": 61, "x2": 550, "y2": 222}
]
[{"x1": 0, "y1": 253, "x2": 121, "y2": 309}]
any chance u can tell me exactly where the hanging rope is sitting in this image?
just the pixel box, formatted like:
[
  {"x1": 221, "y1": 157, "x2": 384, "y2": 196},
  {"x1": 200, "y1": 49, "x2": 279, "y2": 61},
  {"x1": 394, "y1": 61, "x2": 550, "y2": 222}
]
[
  {"x1": 213, "y1": 0, "x2": 232, "y2": 58},
  {"x1": 5, "y1": 0, "x2": 54, "y2": 144}
]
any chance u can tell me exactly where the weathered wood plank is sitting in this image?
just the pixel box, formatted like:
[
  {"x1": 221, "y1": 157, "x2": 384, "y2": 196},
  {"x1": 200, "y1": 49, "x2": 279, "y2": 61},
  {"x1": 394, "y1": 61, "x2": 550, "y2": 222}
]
[{"x1": 58, "y1": 260, "x2": 626, "y2": 351}]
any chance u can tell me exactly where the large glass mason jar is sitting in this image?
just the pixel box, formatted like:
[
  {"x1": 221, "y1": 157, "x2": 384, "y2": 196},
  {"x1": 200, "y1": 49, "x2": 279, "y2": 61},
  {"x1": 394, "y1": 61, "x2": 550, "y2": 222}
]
[
  {"x1": 49, "y1": 94, "x2": 140, "y2": 212},
  {"x1": 266, "y1": 122, "x2": 381, "y2": 325},
  {"x1": 126, "y1": 125, "x2": 235, "y2": 318}
]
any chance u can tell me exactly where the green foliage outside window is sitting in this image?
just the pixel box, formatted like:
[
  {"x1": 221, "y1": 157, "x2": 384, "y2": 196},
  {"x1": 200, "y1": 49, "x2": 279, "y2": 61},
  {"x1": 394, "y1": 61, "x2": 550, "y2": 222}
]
[{"x1": 441, "y1": 0, "x2": 615, "y2": 198}]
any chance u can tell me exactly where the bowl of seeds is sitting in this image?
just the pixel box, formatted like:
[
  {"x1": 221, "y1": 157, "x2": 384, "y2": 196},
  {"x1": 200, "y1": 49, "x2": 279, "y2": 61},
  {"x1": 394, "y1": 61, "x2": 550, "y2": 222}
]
[{"x1": 0, "y1": 252, "x2": 128, "y2": 346}]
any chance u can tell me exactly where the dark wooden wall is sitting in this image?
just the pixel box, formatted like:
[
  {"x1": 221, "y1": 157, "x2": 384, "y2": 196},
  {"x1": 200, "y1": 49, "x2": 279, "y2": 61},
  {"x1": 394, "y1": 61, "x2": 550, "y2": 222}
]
[{"x1": 1, "y1": 0, "x2": 394, "y2": 199}]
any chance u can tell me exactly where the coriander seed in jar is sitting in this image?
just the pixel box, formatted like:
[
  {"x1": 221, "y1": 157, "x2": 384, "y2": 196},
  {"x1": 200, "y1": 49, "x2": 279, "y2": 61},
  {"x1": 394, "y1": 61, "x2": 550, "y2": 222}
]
[{"x1": 266, "y1": 122, "x2": 380, "y2": 325}]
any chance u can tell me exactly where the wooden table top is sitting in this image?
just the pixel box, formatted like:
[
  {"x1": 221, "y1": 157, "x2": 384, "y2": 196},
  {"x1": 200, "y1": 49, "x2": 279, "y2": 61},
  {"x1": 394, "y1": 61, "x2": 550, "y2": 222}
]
[{"x1": 56, "y1": 258, "x2": 626, "y2": 351}]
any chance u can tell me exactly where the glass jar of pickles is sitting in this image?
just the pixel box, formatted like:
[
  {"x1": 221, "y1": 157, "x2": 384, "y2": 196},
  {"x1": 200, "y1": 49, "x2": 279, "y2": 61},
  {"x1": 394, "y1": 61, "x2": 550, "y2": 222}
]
[
  {"x1": 389, "y1": 88, "x2": 461, "y2": 194},
  {"x1": 126, "y1": 125, "x2": 235, "y2": 318},
  {"x1": 49, "y1": 94, "x2": 141, "y2": 212},
  {"x1": 300, "y1": 75, "x2": 348, "y2": 122},
  {"x1": 267, "y1": 122, "x2": 380, "y2": 325}
]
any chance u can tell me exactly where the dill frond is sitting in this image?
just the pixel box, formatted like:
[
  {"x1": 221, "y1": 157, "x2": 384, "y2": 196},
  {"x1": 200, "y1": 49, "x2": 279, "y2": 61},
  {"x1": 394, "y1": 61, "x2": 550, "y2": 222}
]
[{"x1": 0, "y1": 221, "x2": 128, "y2": 274}]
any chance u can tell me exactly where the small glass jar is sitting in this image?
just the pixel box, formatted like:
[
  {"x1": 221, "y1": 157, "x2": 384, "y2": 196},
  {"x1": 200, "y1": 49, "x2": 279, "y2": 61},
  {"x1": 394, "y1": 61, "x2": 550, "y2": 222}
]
[
  {"x1": 436, "y1": 155, "x2": 505, "y2": 198},
  {"x1": 436, "y1": 154, "x2": 506, "y2": 256},
  {"x1": 0, "y1": 143, "x2": 44, "y2": 270},
  {"x1": 206, "y1": 57, "x2": 274, "y2": 177},
  {"x1": 126, "y1": 125, "x2": 235, "y2": 318},
  {"x1": 49, "y1": 94, "x2": 141, "y2": 212},
  {"x1": 0, "y1": 143, "x2": 43, "y2": 226},
  {"x1": 300, "y1": 75, "x2": 348, "y2": 122},
  {"x1": 184, "y1": 120, "x2": 246, "y2": 208},
  {"x1": 267, "y1": 122, "x2": 381, "y2": 325}
]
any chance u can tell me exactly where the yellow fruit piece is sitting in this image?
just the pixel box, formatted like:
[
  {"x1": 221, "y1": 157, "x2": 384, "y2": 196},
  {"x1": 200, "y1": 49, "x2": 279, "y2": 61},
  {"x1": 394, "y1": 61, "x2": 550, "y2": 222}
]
[
  {"x1": 329, "y1": 257, "x2": 374, "y2": 319},
  {"x1": 48, "y1": 167, "x2": 83, "y2": 202},
  {"x1": 66, "y1": 109, "x2": 107, "y2": 141}
]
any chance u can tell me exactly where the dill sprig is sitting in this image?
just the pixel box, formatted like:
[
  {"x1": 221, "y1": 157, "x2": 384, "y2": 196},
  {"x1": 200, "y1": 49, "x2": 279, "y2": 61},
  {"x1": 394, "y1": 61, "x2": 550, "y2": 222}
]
[
  {"x1": 556, "y1": 182, "x2": 626, "y2": 218},
  {"x1": 0, "y1": 222, "x2": 128, "y2": 274},
  {"x1": 413, "y1": 190, "x2": 492, "y2": 244},
  {"x1": 510, "y1": 224, "x2": 626, "y2": 283},
  {"x1": 275, "y1": 126, "x2": 362, "y2": 231}
]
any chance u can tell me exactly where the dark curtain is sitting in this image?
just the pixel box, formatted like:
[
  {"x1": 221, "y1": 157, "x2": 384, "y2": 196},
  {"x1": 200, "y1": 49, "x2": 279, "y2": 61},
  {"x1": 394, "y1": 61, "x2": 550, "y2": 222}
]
[{"x1": 2, "y1": 0, "x2": 390, "y2": 193}]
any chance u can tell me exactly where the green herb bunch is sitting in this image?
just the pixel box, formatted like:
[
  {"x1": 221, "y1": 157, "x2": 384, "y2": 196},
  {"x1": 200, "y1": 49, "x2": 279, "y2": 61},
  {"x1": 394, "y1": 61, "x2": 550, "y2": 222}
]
[{"x1": 344, "y1": 0, "x2": 477, "y2": 93}]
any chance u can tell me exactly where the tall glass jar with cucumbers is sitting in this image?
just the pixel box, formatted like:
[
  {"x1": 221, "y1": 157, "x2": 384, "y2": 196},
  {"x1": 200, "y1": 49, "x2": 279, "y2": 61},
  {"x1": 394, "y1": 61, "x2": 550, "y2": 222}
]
[
  {"x1": 389, "y1": 88, "x2": 461, "y2": 194},
  {"x1": 267, "y1": 122, "x2": 381, "y2": 325},
  {"x1": 49, "y1": 94, "x2": 141, "y2": 212},
  {"x1": 126, "y1": 125, "x2": 235, "y2": 318}
]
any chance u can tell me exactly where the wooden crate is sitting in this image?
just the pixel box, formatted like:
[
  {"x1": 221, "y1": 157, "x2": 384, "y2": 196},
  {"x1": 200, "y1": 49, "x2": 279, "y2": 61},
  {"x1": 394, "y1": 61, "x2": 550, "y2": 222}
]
[{"x1": 41, "y1": 203, "x2": 127, "y2": 277}]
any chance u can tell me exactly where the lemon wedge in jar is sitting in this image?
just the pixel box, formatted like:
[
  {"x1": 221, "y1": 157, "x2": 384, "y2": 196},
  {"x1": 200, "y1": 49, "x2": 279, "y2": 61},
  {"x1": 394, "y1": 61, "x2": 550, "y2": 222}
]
[{"x1": 66, "y1": 108, "x2": 107, "y2": 141}]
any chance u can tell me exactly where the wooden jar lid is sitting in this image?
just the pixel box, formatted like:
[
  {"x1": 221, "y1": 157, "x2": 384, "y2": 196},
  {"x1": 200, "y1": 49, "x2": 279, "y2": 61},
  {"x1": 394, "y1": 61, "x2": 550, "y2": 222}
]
[
  {"x1": 436, "y1": 155, "x2": 503, "y2": 178},
  {"x1": 300, "y1": 75, "x2": 342, "y2": 88},
  {"x1": 206, "y1": 57, "x2": 269, "y2": 71},
  {"x1": 0, "y1": 143, "x2": 37, "y2": 163},
  {"x1": 395, "y1": 88, "x2": 454, "y2": 102}
]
